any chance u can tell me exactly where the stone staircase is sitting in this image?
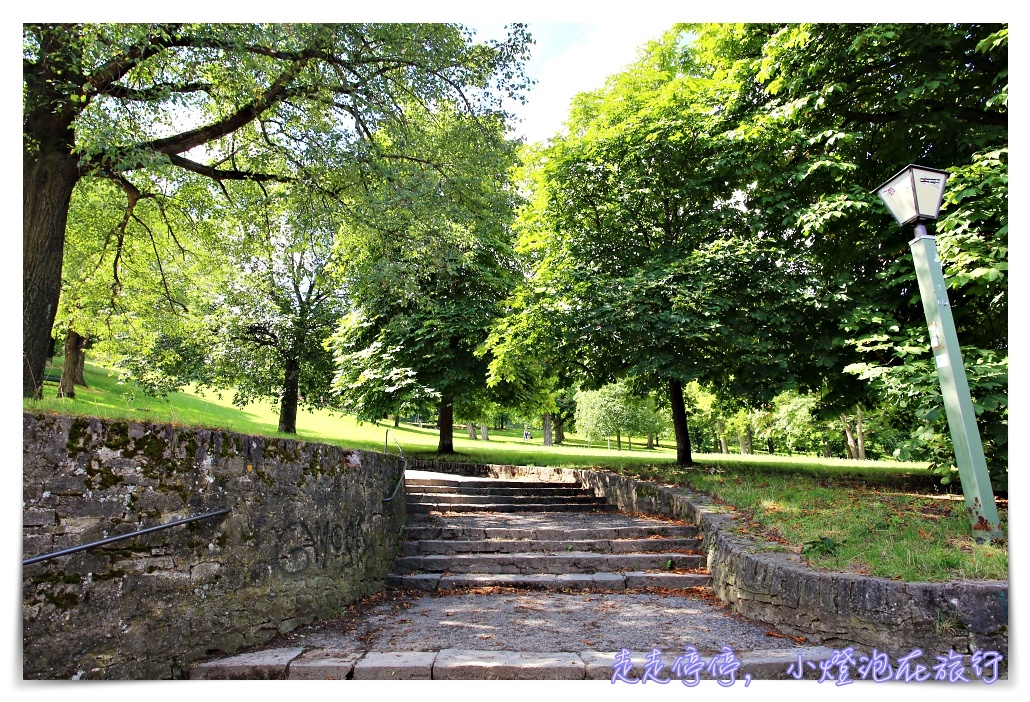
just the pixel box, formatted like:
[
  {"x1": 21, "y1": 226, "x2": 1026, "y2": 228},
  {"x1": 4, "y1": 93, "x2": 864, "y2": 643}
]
[
  {"x1": 188, "y1": 473, "x2": 838, "y2": 681},
  {"x1": 404, "y1": 476, "x2": 616, "y2": 513},
  {"x1": 388, "y1": 475, "x2": 711, "y2": 591}
]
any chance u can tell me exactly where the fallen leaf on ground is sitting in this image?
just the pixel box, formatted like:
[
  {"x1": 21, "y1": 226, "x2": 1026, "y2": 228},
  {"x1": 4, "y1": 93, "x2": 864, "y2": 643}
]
[{"x1": 766, "y1": 631, "x2": 807, "y2": 644}]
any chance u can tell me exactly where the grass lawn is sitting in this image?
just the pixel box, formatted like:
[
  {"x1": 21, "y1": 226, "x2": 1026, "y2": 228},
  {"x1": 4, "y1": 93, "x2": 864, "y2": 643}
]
[{"x1": 25, "y1": 358, "x2": 1008, "y2": 582}]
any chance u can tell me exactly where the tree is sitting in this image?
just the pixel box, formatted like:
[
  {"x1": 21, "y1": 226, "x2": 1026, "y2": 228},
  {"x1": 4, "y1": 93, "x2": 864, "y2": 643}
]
[
  {"x1": 23, "y1": 22, "x2": 531, "y2": 397},
  {"x1": 330, "y1": 106, "x2": 522, "y2": 454},
  {"x1": 691, "y1": 22, "x2": 1007, "y2": 484},
  {"x1": 490, "y1": 30, "x2": 824, "y2": 466},
  {"x1": 202, "y1": 186, "x2": 348, "y2": 433},
  {"x1": 761, "y1": 390, "x2": 820, "y2": 456},
  {"x1": 574, "y1": 384, "x2": 625, "y2": 448},
  {"x1": 51, "y1": 171, "x2": 220, "y2": 398},
  {"x1": 52, "y1": 178, "x2": 127, "y2": 398},
  {"x1": 574, "y1": 380, "x2": 667, "y2": 450}
]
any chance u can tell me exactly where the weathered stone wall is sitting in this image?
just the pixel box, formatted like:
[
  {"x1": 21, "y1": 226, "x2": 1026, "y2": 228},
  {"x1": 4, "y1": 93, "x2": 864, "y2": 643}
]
[
  {"x1": 420, "y1": 460, "x2": 1008, "y2": 663},
  {"x1": 22, "y1": 413, "x2": 406, "y2": 680}
]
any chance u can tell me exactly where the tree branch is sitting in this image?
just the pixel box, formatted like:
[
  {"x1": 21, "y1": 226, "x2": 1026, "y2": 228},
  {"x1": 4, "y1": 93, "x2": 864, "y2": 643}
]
[
  {"x1": 136, "y1": 61, "x2": 306, "y2": 156},
  {"x1": 102, "y1": 82, "x2": 212, "y2": 101},
  {"x1": 86, "y1": 24, "x2": 190, "y2": 95},
  {"x1": 166, "y1": 154, "x2": 293, "y2": 183}
]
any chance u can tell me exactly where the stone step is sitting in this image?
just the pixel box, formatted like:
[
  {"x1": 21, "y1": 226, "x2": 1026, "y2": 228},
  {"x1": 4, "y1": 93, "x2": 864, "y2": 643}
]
[
  {"x1": 406, "y1": 479, "x2": 579, "y2": 489},
  {"x1": 410, "y1": 485, "x2": 591, "y2": 496},
  {"x1": 401, "y1": 537, "x2": 703, "y2": 555},
  {"x1": 386, "y1": 571, "x2": 712, "y2": 591},
  {"x1": 392, "y1": 551, "x2": 706, "y2": 574},
  {"x1": 404, "y1": 525, "x2": 699, "y2": 541},
  {"x1": 190, "y1": 645, "x2": 837, "y2": 681},
  {"x1": 406, "y1": 502, "x2": 617, "y2": 514},
  {"x1": 406, "y1": 492, "x2": 607, "y2": 506}
]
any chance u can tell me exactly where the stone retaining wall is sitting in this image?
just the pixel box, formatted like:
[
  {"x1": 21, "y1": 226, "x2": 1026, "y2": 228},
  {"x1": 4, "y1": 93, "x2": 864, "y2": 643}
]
[
  {"x1": 22, "y1": 413, "x2": 406, "y2": 680},
  {"x1": 418, "y1": 461, "x2": 1008, "y2": 662}
]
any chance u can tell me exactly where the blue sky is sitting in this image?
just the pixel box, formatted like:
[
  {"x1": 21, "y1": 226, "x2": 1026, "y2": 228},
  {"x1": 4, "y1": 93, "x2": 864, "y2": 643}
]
[{"x1": 468, "y1": 22, "x2": 674, "y2": 144}]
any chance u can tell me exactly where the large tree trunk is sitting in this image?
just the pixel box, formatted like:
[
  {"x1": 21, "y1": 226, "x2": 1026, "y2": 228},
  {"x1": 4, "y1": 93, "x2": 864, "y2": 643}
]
[
  {"x1": 737, "y1": 432, "x2": 747, "y2": 454},
  {"x1": 438, "y1": 394, "x2": 454, "y2": 454},
  {"x1": 57, "y1": 330, "x2": 87, "y2": 398},
  {"x1": 466, "y1": 421, "x2": 477, "y2": 439},
  {"x1": 717, "y1": 420, "x2": 728, "y2": 453},
  {"x1": 841, "y1": 414, "x2": 858, "y2": 459},
  {"x1": 767, "y1": 438, "x2": 775, "y2": 454},
  {"x1": 23, "y1": 118, "x2": 81, "y2": 398},
  {"x1": 669, "y1": 379, "x2": 693, "y2": 465},
  {"x1": 73, "y1": 341, "x2": 88, "y2": 386},
  {"x1": 555, "y1": 416, "x2": 565, "y2": 444},
  {"x1": 615, "y1": 429, "x2": 621, "y2": 451},
  {"x1": 278, "y1": 358, "x2": 301, "y2": 433},
  {"x1": 745, "y1": 426, "x2": 754, "y2": 455},
  {"x1": 394, "y1": 414, "x2": 400, "y2": 428},
  {"x1": 542, "y1": 413, "x2": 553, "y2": 446},
  {"x1": 646, "y1": 433, "x2": 654, "y2": 450},
  {"x1": 856, "y1": 404, "x2": 866, "y2": 460},
  {"x1": 480, "y1": 424, "x2": 489, "y2": 441}
]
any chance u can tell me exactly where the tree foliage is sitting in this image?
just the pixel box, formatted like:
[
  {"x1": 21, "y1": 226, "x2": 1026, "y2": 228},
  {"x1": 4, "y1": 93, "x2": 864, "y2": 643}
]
[
  {"x1": 691, "y1": 22, "x2": 1008, "y2": 484},
  {"x1": 488, "y1": 29, "x2": 825, "y2": 464},
  {"x1": 574, "y1": 380, "x2": 669, "y2": 449},
  {"x1": 200, "y1": 186, "x2": 348, "y2": 433},
  {"x1": 330, "y1": 106, "x2": 522, "y2": 452},
  {"x1": 23, "y1": 22, "x2": 532, "y2": 397}
]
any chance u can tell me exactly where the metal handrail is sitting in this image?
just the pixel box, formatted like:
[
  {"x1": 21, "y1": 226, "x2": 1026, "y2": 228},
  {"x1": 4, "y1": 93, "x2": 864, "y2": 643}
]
[
  {"x1": 22, "y1": 508, "x2": 231, "y2": 566},
  {"x1": 381, "y1": 428, "x2": 407, "y2": 503}
]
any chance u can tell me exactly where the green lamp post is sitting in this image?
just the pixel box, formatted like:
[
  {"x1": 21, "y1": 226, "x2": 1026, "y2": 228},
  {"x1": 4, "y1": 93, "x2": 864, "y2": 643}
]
[{"x1": 874, "y1": 164, "x2": 1003, "y2": 543}]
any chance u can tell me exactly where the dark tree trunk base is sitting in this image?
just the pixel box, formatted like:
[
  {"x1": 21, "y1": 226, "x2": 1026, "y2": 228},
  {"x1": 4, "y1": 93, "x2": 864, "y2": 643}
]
[
  {"x1": 669, "y1": 378, "x2": 693, "y2": 465},
  {"x1": 438, "y1": 395, "x2": 454, "y2": 454},
  {"x1": 278, "y1": 358, "x2": 300, "y2": 434},
  {"x1": 57, "y1": 330, "x2": 87, "y2": 399}
]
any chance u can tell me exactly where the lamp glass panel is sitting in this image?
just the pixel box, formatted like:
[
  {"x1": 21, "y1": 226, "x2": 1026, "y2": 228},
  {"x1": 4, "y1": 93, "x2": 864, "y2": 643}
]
[
  {"x1": 877, "y1": 170, "x2": 917, "y2": 225},
  {"x1": 912, "y1": 167, "x2": 948, "y2": 219}
]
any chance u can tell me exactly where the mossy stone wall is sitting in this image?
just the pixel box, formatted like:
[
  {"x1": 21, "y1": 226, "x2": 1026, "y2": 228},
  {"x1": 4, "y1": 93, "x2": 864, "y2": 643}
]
[{"x1": 22, "y1": 413, "x2": 405, "y2": 679}]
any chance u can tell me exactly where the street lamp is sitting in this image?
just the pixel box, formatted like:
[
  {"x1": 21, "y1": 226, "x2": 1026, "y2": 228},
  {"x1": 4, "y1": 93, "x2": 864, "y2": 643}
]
[{"x1": 874, "y1": 164, "x2": 1003, "y2": 544}]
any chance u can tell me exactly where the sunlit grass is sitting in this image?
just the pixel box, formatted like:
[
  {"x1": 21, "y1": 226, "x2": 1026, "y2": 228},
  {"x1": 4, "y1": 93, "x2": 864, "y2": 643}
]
[
  {"x1": 25, "y1": 359, "x2": 689, "y2": 465},
  {"x1": 617, "y1": 463, "x2": 1008, "y2": 582}
]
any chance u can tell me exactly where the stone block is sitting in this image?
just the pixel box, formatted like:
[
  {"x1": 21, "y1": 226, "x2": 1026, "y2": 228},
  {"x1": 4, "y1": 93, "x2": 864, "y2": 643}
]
[
  {"x1": 434, "y1": 649, "x2": 585, "y2": 680},
  {"x1": 288, "y1": 650, "x2": 361, "y2": 680},
  {"x1": 580, "y1": 650, "x2": 678, "y2": 681},
  {"x1": 624, "y1": 572, "x2": 710, "y2": 589},
  {"x1": 48, "y1": 475, "x2": 88, "y2": 496},
  {"x1": 190, "y1": 561, "x2": 222, "y2": 583},
  {"x1": 190, "y1": 646, "x2": 305, "y2": 679},
  {"x1": 23, "y1": 509, "x2": 57, "y2": 527},
  {"x1": 387, "y1": 573, "x2": 440, "y2": 590},
  {"x1": 737, "y1": 646, "x2": 835, "y2": 680},
  {"x1": 352, "y1": 651, "x2": 437, "y2": 680},
  {"x1": 555, "y1": 572, "x2": 625, "y2": 590}
]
